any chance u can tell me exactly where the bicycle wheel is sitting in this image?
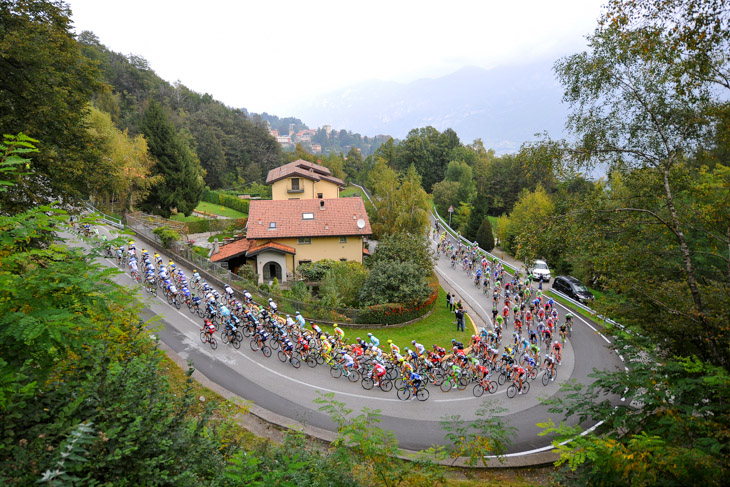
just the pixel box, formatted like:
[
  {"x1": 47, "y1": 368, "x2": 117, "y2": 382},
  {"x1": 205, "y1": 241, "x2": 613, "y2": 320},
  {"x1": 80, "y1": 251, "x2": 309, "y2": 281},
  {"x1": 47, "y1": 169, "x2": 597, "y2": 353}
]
[
  {"x1": 277, "y1": 350, "x2": 287, "y2": 362},
  {"x1": 473, "y1": 384, "x2": 485, "y2": 397},
  {"x1": 487, "y1": 380, "x2": 498, "y2": 394},
  {"x1": 394, "y1": 378, "x2": 405, "y2": 390},
  {"x1": 498, "y1": 373, "x2": 507, "y2": 386},
  {"x1": 250, "y1": 339, "x2": 260, "y2": 352},
  {"x1": 380, "y1": 379, "x2": 393, "y2": 392},
  {"x1": 167, "y1": 293, "x2": 174, "y2": 305},
  {"x1": 262, "y1": 346, "x2": 271, "y2": 358},
  {"x1": 386, "y1": 366, "x2": 398, "y2": 381},
  {"x1": 432, "y1": 371, "x2": 444, "y2": 386},
  {"x1": 197, "y1": 307, "x2": 205, "y2": 318},
  {"x1": 440, "y1": 380, "x2": 453, "y2": 393},
  {"x1": 209, "y1": 337, "x2": 218, "y2": 350},
  {"x1": 522, "y1": 381, "x2": 530, "y2": 394},
  {"x1": 221, "y1": 331, "x2": 230, "y2": 345},
  {"x1": 231, "y1": 337, "x2": 241, "y2": 350},
  {"x1": 529, "y1": 368, "x2": 538, "y2": 380},
  {"x1": 174, "y1": 296, "x2": 182, "y2": 309},
  {"x1": 330, "y1": 366, "x2": 343, "y2": 379},
  {"x1": 362, "y1": 377, "x2": 374, "y2": 390},
  {"x1": 346, "y1": 370, "x2": 359, "y2": 383},
  {"x1": 506, "y1": 384, "x2": 517, "y2": 398},
  {"x1": 416, "y1": 388, "x2": 430, "y2": 401},
  {"x1": 306, "y1": 356, "x2": 318, "y2": 368},
  {"x1": 315, "y1": 353, "x2": 325, "y2": 365},
  {"x1": 396, "y1": 387, "x2": 411, "y2": 401},
  {"x1": 542, "y1": 371, "x2": 550, "y2": 386},
  {"x1": 234, "y1": 331, "x2": 243, "y2": 342},
  {"x1": 457, "y1": 377, "x2": 468, "y2": 391},
  {"x1": 270, "y1": 339, "x2": 279, "y2": 350},
  {"x1": 290, "y1": 357, "x2": 301, "y2": 369},
  {"x1": 242, "y1": 324, "x2": 252, "y2": 337},
  {"x1": 200, "y1": 331, "x2": 207, "y2": 343}
]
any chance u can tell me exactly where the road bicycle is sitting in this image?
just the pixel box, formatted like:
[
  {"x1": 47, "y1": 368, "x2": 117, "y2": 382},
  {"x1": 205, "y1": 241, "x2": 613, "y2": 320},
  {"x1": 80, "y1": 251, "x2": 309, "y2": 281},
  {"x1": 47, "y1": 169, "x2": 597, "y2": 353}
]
[
  {"x1": 199, "y1": 329, "x2": 218, "y2": 350},
  {"x1": 396, "y1": 378, "x2": 430, "y2": 401},
  {"x1": 439, "y1": 372, "x2": 468, "y2": 392},
  {"x1": 506, "y1": 379, "x2": 530, "y2": 398},
  {"x1": 472, "y1": 377, "x2": 498, "y2": 397},
  {"x1": 250, "y1": 336, "x2": 272, "y2": 357},
  {"x1": 277, "y1": 348, "x2": 301, "y2": 368},
  {"x1": 220, "y1": 325, "x2": 242, "y2": 349},
  {"x1": 361, "y1": 371, "x2": 394, "y2": 392},
  {"x1": 330, "y1": 362, "x2": 359, "y2": 382},
  {"x1": 144, "y1": 278, "x2": 157, "y2": 296},
  {"x1": 542, "y1": 366, "x2": 558, "y2": 386}
]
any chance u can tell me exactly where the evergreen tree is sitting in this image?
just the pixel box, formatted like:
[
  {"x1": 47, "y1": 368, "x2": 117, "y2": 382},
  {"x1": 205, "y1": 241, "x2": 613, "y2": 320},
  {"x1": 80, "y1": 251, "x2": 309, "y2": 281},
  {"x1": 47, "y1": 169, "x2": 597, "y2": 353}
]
[
  {"x1": 475, "y1": 218, "x2": 495, "y2": 251},
  {"x1": 140, "y1": 101, "x2": 205, "y2": 217},
  {"x1": 464, "y1": 193, "x2": 488, "y2": 241}
]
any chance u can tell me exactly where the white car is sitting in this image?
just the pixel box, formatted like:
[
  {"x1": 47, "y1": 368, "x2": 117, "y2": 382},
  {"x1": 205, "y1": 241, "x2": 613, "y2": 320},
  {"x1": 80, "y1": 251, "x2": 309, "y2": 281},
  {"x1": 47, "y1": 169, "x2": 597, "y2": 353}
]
[{"x1": 529, "y1": 260, "x2": 551, "y2": 282}]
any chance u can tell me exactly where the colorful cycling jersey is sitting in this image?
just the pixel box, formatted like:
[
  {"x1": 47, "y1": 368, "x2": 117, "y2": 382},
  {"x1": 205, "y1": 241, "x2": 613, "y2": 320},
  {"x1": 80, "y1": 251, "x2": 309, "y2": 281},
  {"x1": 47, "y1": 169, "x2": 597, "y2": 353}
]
[
  {"x1": 402, "y1": 362, "x2": 414, "y2": 374},
  {"x1": 369, "y1": 335, "x2": 380, "y2": 347},
  {"x1": 390, "y1": 343, "x2": 400, "y2": 354},
  {"x1": 414, "y1": 342, "x2": 425, "y2": 355},
  {"x1": 373, "y1": 363, "x2": 386, "y2": 376},
  {"x1": 321, "y1": 340, "x2": 332, "y2": 353},
  {"x1": 334, "y1": 327, "x2": 344, "y2": 339},
  {"x1": 495, "y1": 315, "x2": 504, "y2": 326},
  {"x1": 410, "y1": 372, "x2": 421, "y2": 382},
  {"x1": 515, "y1": 367, "x2": 526, "y2": 376}
]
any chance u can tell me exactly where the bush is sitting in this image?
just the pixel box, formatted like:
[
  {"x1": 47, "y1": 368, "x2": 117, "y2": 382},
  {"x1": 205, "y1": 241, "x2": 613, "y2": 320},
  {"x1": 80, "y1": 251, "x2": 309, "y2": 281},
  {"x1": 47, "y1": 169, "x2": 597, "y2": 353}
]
[
  {"x1": 358, "y1": 277, "x2": 438, "y2": 324},
  {"x1": 367, "y1": 233, "x2": 433, "y2": 273},
  {"x1": 358, "y1": 260, "x2": 432, "y2": 306},
  {"x1": 476, "y1": 218, "x2": 495, "y2": 251},
  {"x1": 237, "y1": 264, "x2": 257, "y2": 283},
  {"x1": 185, "y1": 219, "x2": 230, "y2": 234},
  {"x1": 153, "y1": 226, "x2": 180, "y2": 248},
  {"x1": 319, "y1": 261, "x2": 368, "y2": 308},
  {"x1": 297, "y1": 260, "x2": 337, "y2": 281},
  {"x1": 201, "y1": 189, "x2": 250, "y2": 214}
]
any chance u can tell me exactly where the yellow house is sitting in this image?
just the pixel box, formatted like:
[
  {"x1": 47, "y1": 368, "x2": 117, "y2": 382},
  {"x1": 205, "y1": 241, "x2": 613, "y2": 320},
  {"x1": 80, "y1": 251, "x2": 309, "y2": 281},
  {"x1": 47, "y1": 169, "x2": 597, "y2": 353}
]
[
  {"x1": 211, "y1": 161, "x2": 371, "y2": 284},
  {"x1": 267, "y1": 159, "x2": 344, "y2": 201}
]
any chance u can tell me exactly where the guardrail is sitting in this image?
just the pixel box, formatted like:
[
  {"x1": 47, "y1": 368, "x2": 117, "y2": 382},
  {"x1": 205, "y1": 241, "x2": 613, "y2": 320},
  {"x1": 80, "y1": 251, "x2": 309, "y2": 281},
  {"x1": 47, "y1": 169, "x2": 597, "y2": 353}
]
[
  {"x1": 349, "y1": 182, "x2": 376, "y2": 208},
  {"x1": 431, "y1": 206, "x2": 515, "y2": 273},
  {"x1": 85, "y1": 202, "x2": 124, "y2": 229}
]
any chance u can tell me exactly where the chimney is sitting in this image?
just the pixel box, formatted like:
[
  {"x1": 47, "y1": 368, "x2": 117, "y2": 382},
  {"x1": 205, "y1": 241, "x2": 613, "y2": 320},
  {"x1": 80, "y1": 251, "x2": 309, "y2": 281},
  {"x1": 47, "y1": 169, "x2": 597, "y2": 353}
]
[
  {"x1": 320, "y1": 200, "x2": 325, "y2": 211},
  {"x1": 212, "y1": 238, "x2": 219, "y2": 254}
]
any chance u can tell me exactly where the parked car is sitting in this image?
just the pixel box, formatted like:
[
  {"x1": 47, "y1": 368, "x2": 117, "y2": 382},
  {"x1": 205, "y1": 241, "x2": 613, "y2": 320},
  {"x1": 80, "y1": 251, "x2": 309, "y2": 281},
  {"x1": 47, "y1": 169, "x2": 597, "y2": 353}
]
[
  {"x1": 552, "y1": 275, "x2": 595, "y2": 304},
  {"x1": 528, "y1": 259, "x2": 552, "y2": 282}
]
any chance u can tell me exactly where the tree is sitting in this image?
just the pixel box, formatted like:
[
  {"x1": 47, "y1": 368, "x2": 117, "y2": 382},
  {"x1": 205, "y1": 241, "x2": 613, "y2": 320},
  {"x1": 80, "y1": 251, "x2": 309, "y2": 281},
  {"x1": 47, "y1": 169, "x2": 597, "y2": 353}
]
[
  {"x1": 496, "y1": 185, "x2": 554, "y2": 255},
  {"x1": 0, "y1": 0, "x2": 102, "y2": 211},
  {"x1": 444, "y1": 160, "x2": 476, "y2": 205},
  {"x1": 475, "y1": 218, "x2": 495, "y2": 251},
  {"x1": 369, "y1": 162, "x2": 430, "y2": 238},
  {"x1": 464, "y1": 194, "x2": 489, "y2": 241},
  {"x1": 367, "y1": 233, "x2": 434, "y2": 274},
  {"x1": 431, "y1": 180, "x2": 461, "y2": 217},
  {"x1": 139, "y1": 100, "x2": 205, "y2": 217},
  {"x1": 85, "y1": 106, "x2": 159, "y2": 212}
]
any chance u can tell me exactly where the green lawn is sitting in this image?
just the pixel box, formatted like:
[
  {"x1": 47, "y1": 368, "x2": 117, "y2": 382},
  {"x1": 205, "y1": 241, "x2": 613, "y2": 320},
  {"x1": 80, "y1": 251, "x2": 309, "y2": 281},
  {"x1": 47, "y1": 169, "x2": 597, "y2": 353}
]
[
  {"x1": 195, "y1": 201, "x2": 247, "y2": 219},
  {"x1": 320, "y1": 287, "x2": 474, "y2": 351},
  {"x1": 170, "y1": 213, "x2": 205, "y2": 223},
  {"x1": 340, "y1": 185, "x2": 363, "y2": 198}
]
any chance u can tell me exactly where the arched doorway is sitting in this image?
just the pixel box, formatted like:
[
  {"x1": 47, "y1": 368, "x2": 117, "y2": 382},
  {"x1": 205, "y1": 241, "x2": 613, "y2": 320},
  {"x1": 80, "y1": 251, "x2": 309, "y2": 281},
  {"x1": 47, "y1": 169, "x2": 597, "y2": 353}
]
[{"x1": 262, "y1": 261, "x2": 282, "y2": 282}]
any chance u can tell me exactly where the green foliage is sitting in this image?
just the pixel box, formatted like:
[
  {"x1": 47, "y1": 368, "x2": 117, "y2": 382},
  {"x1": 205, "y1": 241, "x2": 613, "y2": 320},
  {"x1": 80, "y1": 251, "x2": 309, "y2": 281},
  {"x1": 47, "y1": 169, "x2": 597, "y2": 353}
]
[
  {"x1": 315, "y1": 392, "x2": 444, "y2": 487},
  {"x1": 38, "y1": 421, "x2": 97, "y2": 486},
  {"x1": 431, "y1": 180, "x2": 461, "y2": 217},
  {"x1": 319, "y1": 261, "x2": 369, "y2": 308},
  {"x1": 297, "y1": 259, "x2": 338, "y2": 281},
  {"x1": 139, "y1": 100, "x2": 205, "y2": 217},
  {"x1": 367, "y1": 233, "x2": 434, "y2": 275},
  {"x1": 369, "y1": 162, "x2": 431, "y2": 238},
  {"x1": 201, "y1": 189, "x2": 251, "y2": 214},
  {"x1": 475, "y1": 218, "x2": 495, "y2": 251},
  {"x1": 358, "y1": 260, "x2": 433, "y2": 307},
  {"x1": 464, "y1": 194, "x2": 488, "y2": 241},
  {"x1": 441, "y1": 400, "x2": 517, "y2": 466},
  {"x1": 236, "y1": 263, "x2": 257, "y2": 283},
  {"x1": 496, "y1": 185, "x2": 554, "y2": 255},
  {"x1": 0, "y1": 1, "x2": 102, "y2": 212},
  {"x1": 152, "y1": 225, "x2": 180, "y2": 249},
  {"x1": 451, "y1": 201, "x2": 472, "y2": 232},
  {"x1": 444, "y1": 159, "x2": 477, "y2": 205},
  {"x1": 0, "y1": 133, "x2": 36, "y2": 192}
]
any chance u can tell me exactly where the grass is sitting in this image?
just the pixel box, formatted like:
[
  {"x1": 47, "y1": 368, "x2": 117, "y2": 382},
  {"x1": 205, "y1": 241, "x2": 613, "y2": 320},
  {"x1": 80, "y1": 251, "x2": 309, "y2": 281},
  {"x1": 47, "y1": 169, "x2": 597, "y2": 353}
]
[
  {"x1": 195, "y1": 200, "x2": 248, "y2": 219},
  {"x1": 207, "y1": 232, "x2": 236, "y2": 242},
  {"x1": 319, "y1": 287, "x2": 474, "y2": 351},
  {"x1": 170, "y1": 213, "x2": 205, "y2": 223},
  {"x1": 192, "y1": 245, "x2": 210, "y2": 258},
  {"x1": 340, "y1": 185, "x2": 364, "y2": 197},
  {"x1": 545, "y1": 289, "x2": 596, "y2": 321}
]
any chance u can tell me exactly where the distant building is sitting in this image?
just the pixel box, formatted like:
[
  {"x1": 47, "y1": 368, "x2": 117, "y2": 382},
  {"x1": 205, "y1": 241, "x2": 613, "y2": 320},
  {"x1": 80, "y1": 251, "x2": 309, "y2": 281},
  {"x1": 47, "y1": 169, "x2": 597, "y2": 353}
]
[
  {"x1": 276, "y1": 135, "x2": 291, "y2": 146},
  {"x1": 311, "y1": 143, "x2": 322, "y2": 154},
  {"x1": 270, "y1": 129, "x2": 279, "y2": 137},
  {"x1": 322, "y1": 125, "x2": 332, "y2": 136}
]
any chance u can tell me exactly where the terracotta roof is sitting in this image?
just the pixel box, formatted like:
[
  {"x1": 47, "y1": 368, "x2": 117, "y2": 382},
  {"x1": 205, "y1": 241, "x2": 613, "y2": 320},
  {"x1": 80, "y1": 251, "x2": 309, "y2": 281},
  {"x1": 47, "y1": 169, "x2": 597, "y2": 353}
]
[
  {"x1": 210, "y1": 238, "x2": 253, "y2": 262},
  {"x1": 266, "y1": 159, "x2": 345, "y2": 187},
  {"x1": 247, "y1": 241, "x2": 296, "y2": 257},
  {"x1": 247, "y1": 198, "x2": 372, "y2": 239}
]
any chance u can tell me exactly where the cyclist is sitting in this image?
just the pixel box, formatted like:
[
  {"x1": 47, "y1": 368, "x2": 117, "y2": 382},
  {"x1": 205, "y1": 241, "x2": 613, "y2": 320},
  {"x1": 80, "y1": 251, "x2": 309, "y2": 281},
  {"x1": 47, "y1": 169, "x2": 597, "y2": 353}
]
[
  {"x1": 254, "y1": 325, "x2": 269, "y2": 350},
  {"x1": 333, "y1": 324, "x2": 344, "y2": 344},
  {"x1": 543, "y1": 354, "x2": 556, "y2": 380},
  {"x1": 191, "y1": 269, "x2": 201, "y2": 284},
  {"x1": 128, "y1": 256, "x2": 139, "y2": 278},
  {"x1": 388, "y1": 339, "x2": 400, "y2": 356},
  {"x1": 565, "y1": 312, "x2": 574, "y2": 333},
  {"x1": 295, "y1": 311, "x2": 306, "y2": 330},
  {"x1": 368, "y1": 332, "x2": 380, "y2": 348},
  {"x1": 338, "y1": 351, "x2": 356, "y2": 376},
  {"x1": 203, "y1": 318, "x2": 216, "y2": 342},
  {"x1": 451, "y1": 338, "x2": 464, "y2": 350},
  {"x1": 311, "y1": 322, "x2": 323, "y2": 338},
  {"x1": 243, "y1": 289, "x2": 253, "y2": 303},
  {"x1": 321, "y1": 336, "x2": 333, "y2": 364},
  {"x1": 408, "y1": 371, "x2": 422, "y2": 399},
  {"x1": 514, "y1": 365, "x2": 527, "y2": 394},
  {"x1": 224, "y1": 284, "x2": 235, "y2": 302},
  {"x1": 268, "y1": 297, "x2": 278, "y2": 313},
  {"x1": 412, "y1": 340, "x2": 425, "y2": 357},
  {"x1": 372, "y1": 360, "x2": 387, "y2": 387},
  {"x1": 432, "y1": 344, "x2": 446, "y2": 358},
  {"x1": 529, "y1": 342, "x2": 541, "y2": 362},
  {"x1": 552, "y1": 341, "x2": 563, "y2": 365},
  {"x1": 285, "y1": 314, "x2": 296, "y2": 329}
]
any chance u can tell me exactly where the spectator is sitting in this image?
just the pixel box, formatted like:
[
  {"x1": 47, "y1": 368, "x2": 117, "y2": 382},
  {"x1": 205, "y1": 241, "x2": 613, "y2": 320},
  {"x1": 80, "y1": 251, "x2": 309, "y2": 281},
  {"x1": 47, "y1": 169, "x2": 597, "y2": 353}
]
[
  {"x1": 446, "y1": 292, "x2": 452, "y2": 311},
  {"x1": 455, "y1": 307, "x2": 465, "y2": 332}
]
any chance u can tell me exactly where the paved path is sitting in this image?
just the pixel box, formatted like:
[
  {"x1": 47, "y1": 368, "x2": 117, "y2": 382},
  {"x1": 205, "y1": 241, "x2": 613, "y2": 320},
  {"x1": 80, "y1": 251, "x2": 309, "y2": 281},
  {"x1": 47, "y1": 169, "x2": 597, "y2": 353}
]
[{"x1": 74, "y1": 225, "x2": 624, "y2": 458}]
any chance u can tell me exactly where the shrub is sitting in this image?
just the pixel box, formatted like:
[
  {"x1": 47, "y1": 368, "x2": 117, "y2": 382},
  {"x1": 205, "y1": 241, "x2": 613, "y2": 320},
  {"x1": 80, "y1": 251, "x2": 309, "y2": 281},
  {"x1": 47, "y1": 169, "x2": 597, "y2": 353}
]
[
  {"x1": 236, "y1": 264, "x2": 257, "y2": 283},
  {"x1": 297, "y1": 260, "x2": 337, "y2": 281},
  {"x1": 358, "y1": 260, "x2": 432, "y2": 306},
  {"x1": 357, "y1": 281, "x2": 438, "y2": 325},
  {"x1": 201, "y1": 189, "x2": 250, "y2": 214},
  {"x1": 153, "y1": 226, "x2": 180, "y2": 248},
  {"x1": 319, "y1": 261, "x2": 368, "y2": 308}
]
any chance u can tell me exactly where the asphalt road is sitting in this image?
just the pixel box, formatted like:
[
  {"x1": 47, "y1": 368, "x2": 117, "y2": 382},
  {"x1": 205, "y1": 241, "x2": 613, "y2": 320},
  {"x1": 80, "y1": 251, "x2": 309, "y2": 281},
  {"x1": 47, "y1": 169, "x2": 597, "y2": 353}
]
[{"x1": 69, "y1": 226, "x2": 625, "y2": 454}]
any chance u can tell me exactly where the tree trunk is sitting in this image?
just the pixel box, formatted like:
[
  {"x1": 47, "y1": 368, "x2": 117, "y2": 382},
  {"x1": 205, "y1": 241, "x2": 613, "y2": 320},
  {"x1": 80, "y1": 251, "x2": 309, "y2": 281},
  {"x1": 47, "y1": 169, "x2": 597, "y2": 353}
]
[{"x1": 662, "y1": 167, "x2": 723, "y2": 364}]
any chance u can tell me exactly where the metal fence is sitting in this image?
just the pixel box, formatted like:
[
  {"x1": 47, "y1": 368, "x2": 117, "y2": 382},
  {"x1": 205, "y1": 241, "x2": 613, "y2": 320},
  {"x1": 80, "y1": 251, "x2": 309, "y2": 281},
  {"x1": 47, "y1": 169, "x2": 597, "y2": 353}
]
[
  {"x1": 85, "y1": 202, "x2": 124, "y2": 229},
  {"x1": 431, "y1": 206, "x2": 516, "y2": 272}
]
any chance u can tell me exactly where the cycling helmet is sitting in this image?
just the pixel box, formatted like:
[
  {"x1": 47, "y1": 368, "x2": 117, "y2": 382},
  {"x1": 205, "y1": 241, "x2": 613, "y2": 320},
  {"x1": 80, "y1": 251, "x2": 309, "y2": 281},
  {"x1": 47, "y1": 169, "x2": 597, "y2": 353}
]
[
  {"x1": 451, "y1": 339, "x2": 456, "y2": 343},
  {"x1": 411, "y1": 340, "x2": 416, "y2": 345},
  {"x1": 367, "y1": 333, "x2": 372, "y2": 337},
  {"x1": 387, "y1": 339, "x2": 393, "y2": 344},
  {"x1": 356, "y1": 337, "x2": 361, "y2": 341},
  {"x1": 404, "y1": 347, "x2": 410, "y2": 351},
  {"x1": 545, "y1": 354, "x2": 550, "y2": 359}
]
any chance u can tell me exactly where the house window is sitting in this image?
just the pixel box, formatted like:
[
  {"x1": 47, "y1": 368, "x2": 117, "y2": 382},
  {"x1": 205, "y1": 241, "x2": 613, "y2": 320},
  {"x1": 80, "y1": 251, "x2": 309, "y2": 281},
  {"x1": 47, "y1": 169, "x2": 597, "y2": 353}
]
[
  {"x1": 269, "y1": 222, "x2": 276, "y2": 229},
  {"x1": 302, "y1": 212, "x2": 314, "y2": 220},
  {"x1": 291, "y1": 178, "x2": 300, "y2": 191},
  {"x1": 339, "y1": 236, "x2": 347, "y2": 243},
  {"x1": 298, "y1": 259, "x2": 311, "y2": 267},
  {"x1": 298, "y1": 237, "x2": 311, "y2": 244},
  {"x1": 317, "y1": 193, "x2": 323, "y2": 199}
]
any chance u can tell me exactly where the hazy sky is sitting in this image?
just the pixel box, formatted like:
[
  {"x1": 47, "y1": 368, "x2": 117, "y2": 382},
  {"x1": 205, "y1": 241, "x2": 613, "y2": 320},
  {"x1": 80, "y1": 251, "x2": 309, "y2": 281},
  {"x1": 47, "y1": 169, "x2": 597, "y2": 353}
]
[{"x1": 66, "y1": 0, "x2": 606, "y2": 115}]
